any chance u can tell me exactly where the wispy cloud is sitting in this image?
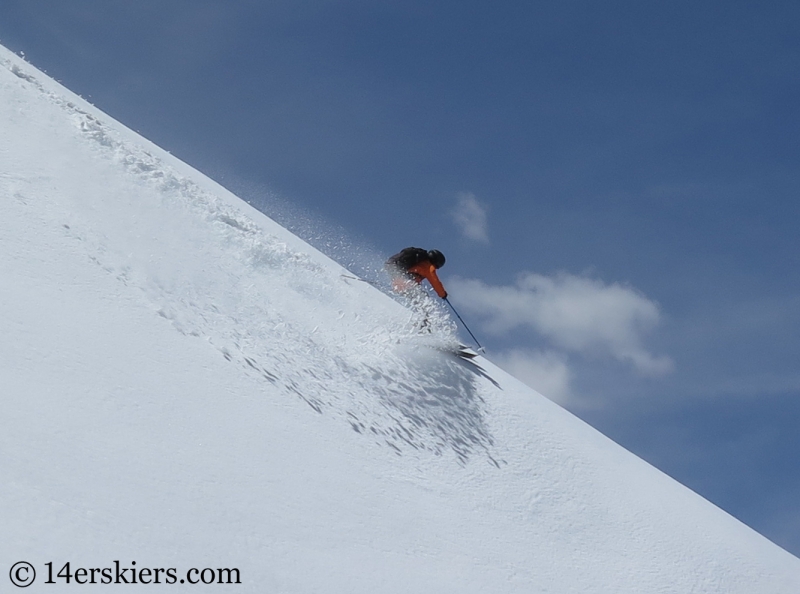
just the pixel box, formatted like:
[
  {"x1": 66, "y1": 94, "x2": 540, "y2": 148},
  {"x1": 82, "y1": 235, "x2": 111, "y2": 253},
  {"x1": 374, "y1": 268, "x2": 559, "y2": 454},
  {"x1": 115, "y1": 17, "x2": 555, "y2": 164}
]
[
  {"x1": 450, "y1": 272, "x2": 673, "y2": 377},
  {"x1": 451, "y1": 193, "x2": 489, "y2": 244}
]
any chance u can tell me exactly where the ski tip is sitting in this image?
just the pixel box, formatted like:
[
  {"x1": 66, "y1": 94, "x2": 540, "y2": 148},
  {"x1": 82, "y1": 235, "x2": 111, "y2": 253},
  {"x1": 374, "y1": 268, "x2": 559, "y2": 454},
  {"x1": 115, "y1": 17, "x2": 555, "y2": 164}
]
[{"x1": 454, "y1": 347, "x2": 480, "y2": 359}]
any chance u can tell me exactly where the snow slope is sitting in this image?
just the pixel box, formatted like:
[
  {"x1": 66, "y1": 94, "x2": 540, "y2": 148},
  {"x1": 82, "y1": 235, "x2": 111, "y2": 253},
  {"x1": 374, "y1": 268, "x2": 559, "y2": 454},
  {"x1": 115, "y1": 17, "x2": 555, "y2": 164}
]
[{"x1": 2, "y1": 44, "x2": 799, "y2": 593}]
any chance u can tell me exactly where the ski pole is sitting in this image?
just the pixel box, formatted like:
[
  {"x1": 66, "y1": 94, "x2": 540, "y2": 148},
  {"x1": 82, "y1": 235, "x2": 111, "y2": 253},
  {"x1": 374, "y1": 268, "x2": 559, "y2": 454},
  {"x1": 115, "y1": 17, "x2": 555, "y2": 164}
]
[{"x1": 445, "y1": 298, "x2": 485, "y2": 352}]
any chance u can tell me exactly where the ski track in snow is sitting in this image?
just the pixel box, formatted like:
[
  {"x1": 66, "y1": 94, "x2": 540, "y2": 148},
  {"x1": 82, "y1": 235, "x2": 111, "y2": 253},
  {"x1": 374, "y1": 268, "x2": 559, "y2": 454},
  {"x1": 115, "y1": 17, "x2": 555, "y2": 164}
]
[{"x1": 1, "y1": 55, "x2": 498, "y2": 466}]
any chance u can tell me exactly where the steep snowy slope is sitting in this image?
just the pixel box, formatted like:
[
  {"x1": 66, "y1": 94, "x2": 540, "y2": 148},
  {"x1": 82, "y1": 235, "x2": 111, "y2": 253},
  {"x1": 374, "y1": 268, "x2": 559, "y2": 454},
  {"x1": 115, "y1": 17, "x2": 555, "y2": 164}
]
[{"x1": 2, "y1": 44, "x2": 799, "y2": 593}]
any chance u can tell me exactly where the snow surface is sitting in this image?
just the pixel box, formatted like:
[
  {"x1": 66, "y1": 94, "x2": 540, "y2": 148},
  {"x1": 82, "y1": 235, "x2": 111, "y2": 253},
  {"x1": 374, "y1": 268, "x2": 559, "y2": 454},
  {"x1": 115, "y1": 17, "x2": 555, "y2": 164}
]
[{"x1": 2, "y1": 43, "x2": 799, "y2": 593}]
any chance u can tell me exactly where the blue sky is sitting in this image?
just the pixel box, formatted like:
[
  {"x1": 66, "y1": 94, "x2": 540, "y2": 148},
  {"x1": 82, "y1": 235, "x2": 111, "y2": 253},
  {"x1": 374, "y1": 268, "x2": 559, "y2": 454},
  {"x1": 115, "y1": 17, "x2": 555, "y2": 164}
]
[{"x1": 2, "y1": 0, "x2": 799, "y2": 555}]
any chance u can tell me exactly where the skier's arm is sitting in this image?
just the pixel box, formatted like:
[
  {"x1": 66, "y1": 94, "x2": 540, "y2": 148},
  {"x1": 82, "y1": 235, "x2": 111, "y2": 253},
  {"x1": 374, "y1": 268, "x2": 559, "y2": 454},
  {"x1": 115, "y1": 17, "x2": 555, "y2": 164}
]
[{"x1": 421, "y1": 264, "x2": 447, "y2": 299}]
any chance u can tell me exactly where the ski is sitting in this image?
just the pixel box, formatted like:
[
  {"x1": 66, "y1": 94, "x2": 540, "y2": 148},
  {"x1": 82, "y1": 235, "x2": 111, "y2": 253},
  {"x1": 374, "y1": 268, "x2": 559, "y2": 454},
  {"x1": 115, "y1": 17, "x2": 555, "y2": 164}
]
[
  {"x1": 453, "y1": 345, "x2": 479, "y2": 359},
  {"x1": 429, "y1": 344, "x2": 480, "y2": 359}
]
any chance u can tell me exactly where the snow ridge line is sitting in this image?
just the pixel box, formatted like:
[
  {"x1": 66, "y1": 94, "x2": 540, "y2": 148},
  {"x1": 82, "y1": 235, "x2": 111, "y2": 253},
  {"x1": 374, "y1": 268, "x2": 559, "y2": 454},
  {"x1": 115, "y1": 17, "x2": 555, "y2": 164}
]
[{"x1": 3, "y1": 52, "x2": 322, "y2": 278}]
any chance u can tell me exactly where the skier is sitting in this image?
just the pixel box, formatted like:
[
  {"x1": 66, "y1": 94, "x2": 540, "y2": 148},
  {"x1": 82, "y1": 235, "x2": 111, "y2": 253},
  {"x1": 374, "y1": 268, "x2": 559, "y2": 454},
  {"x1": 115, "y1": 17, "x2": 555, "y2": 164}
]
[
  {"x1": 385, "y1": 247, "x2": 448, "y2": 299},
  {"x1": 384, "y1": 247, "x2": 481, "y2": 353}
]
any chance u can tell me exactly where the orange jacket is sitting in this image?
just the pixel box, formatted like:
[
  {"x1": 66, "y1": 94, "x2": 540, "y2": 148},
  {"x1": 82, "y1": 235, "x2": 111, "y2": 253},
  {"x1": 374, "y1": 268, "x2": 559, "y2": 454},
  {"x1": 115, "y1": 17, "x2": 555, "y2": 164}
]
[{"x1": 407, "y1": 261, "x2": 447, "y2": 298}]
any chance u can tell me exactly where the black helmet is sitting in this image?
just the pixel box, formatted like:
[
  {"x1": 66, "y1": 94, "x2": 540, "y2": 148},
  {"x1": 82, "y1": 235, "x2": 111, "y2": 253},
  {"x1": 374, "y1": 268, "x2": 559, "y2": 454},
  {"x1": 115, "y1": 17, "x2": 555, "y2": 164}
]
[{"x1": 427, "y1": 249, "x2": 446, "y2": 268}]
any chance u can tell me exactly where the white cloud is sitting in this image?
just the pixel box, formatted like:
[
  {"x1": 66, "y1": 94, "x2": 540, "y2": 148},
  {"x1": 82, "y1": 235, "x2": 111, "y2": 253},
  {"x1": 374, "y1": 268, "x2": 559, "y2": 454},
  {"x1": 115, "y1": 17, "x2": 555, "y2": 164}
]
[
  {"x1": 491, "y1": 349, "x2": 572, "y2": 404},
  {"x1": 450, "y1": 272, "x2": 673, "y2": 376},
  {"x1": 451, "y1": 193, "x2": 489, "y2": 244}
]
